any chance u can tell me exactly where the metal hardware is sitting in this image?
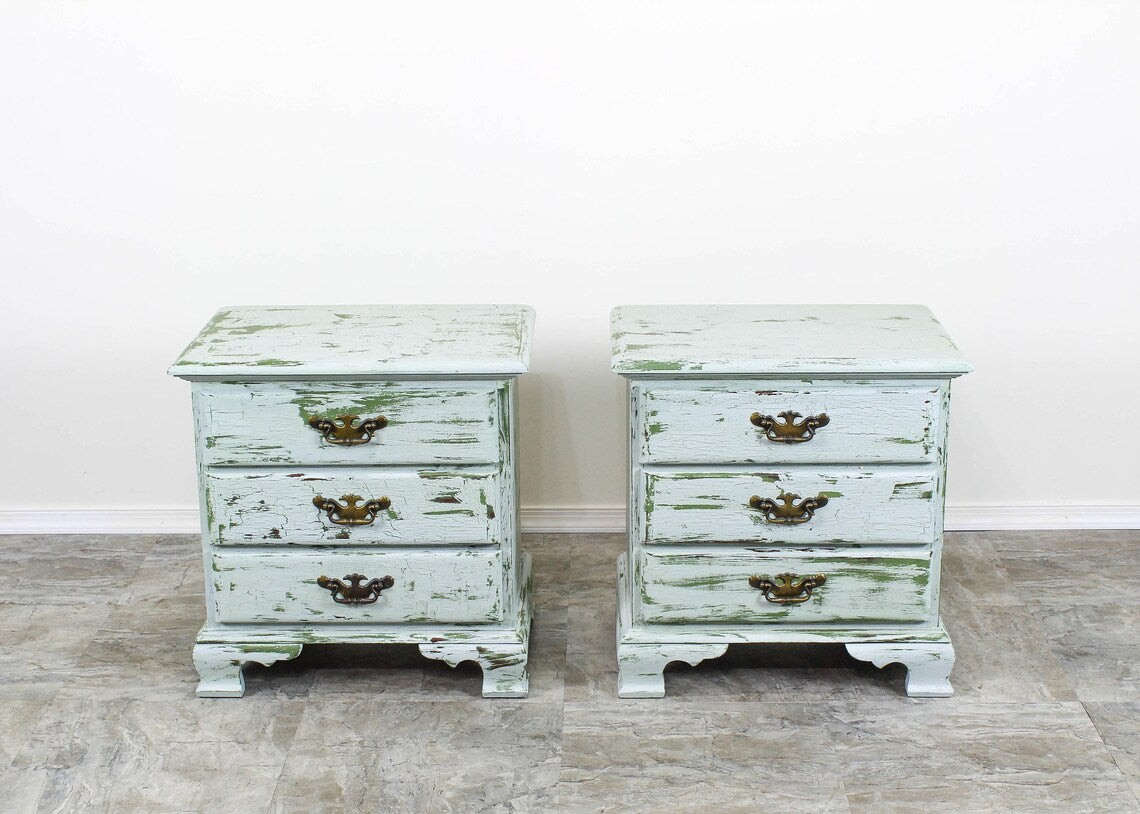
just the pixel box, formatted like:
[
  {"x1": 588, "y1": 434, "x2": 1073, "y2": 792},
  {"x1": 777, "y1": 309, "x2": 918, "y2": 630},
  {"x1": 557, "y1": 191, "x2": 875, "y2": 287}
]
[
  {"x1": 307, "y1": 414, "x2": 388, "y2": 445},
  {"x1": 750, "y1": 410, "x2": 829, "y2": 443},
  {"x1": 749, "y1": 493, "x2": 829, "y2": 524},
  {"x1": 316, "y1": 573, "x2": 395, "y2": 605},
  {"x1": 312, "y1": 494, "x2": 392, "y2": 526},
  {"x1": 749, "y1": 572, "x2": 826, "y2": 604}
]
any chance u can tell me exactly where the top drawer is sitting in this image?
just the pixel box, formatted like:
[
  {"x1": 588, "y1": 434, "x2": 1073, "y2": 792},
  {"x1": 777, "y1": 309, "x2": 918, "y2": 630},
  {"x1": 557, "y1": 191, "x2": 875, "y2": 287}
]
[
  {"x1": 639, "y1": 383, "x2": 944, "y2": 465},
  {"x1": 195, "y1": 381, "x2": 503, "y2": 466}
]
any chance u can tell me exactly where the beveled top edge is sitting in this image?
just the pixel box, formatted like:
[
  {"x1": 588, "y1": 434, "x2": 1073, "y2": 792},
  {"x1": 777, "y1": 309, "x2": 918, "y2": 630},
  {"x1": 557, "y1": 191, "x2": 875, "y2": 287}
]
[
  {"x1": 169, "y1": 304, "x2": 535, "y2": 380},
  {"x1": 611, "y1": 304, "x2": 972, "y2": 377}
]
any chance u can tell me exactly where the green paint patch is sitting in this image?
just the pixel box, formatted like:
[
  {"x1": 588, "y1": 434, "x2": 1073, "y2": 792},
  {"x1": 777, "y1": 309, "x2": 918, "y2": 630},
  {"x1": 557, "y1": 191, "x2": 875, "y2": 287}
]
[
  {"x1": 668, "y1": 503, "x2": 724, "y2": 510},
  {"x1": 424, "y1": 509, "x2": 477, "y2": 517},
  {"x1": 252, "y1": 358, "x2": 302, "y2": 367},
  {"x1": 818, "y1": 491, "x2": 844, "y2": 498},
  {"x1": 891, "y1": 481, "x2": 933, "y2": 500},
  {"x1": 629, "y1": 360, "x2": 685, "y2": 371}
]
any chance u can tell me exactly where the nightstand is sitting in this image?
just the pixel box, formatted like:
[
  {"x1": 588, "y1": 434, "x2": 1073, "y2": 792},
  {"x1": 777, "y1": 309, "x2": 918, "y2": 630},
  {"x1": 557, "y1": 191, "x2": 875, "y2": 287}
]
[
  {"x1": 611, "y1": 304, "x2": 970, "y2": 698},
  {"x1": 169, "y1": 304, "x2": 534, "y2": 697}
]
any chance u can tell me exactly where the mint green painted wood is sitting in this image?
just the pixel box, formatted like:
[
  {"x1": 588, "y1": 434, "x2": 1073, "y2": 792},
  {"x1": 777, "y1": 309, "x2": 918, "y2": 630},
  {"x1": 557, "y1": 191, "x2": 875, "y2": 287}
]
[
  {"x1": 637, "y1": 546, "x2": 932, "y2": 625},
  {"x1": 170, "y1": 304, "x2": 534, "y2": 698},
  {"x1": 210, "y1": 548, "x2": 504, "y2": 625},
  {"x1": 642, "y1": 467, "x2": 938, "y2": 546},
  {"x1": 611, "y1": 304, "x2": 971, "y2": 377},
  {"x1": 195, "y1": 381, "x2": 502, "y2": 466},
  {"x1": 170, "y1": 304, "x2": 534, "y2": 379},
  {"x1": 613, "y1": 304, "x2": 968, "y2": 698},
  {"x1": 640, "y1": 382, "x2": 943, "y2": 464},
  {"x1": 192, "y1": 644, "x2": 304, "y2": 698},
  {"x1": 205, "y1": 467, "x2": 500, "y2": 546}
]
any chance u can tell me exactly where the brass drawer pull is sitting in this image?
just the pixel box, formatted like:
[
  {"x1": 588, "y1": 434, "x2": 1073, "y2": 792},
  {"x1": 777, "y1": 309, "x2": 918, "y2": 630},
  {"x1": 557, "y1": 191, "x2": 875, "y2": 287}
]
[
  {"x1": 750, "y1": 410, "x2": 829, "y2": 443},
  {"x1": 749, "y1": 493, "x2": 829, "y2": 524},
  {"x1": 308, "y1": 414, "x2": 388, "y2": 446},
  {"x1": 749, "y1": 572, "x2": 826, "y2": 604},
  {"x1": 312, "y1": 494, "x2": 392, "y2": 526},
  {"x1": 317, "y1": 573, "x2": 395, "y2": 604}
]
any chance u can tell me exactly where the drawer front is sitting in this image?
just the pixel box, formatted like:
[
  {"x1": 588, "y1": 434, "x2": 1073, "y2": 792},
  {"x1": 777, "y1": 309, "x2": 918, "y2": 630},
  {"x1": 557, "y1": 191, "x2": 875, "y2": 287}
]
[
  {"x1": 211, "y1": 548, "x2": 503, "y2": 624},
  {"x1": 643, "y1": 468, "x2": 937, "y2": 546},
  {"x1": 206, "y1": 468, "x2": 500, "y2": 546},
  {"x1": 195, "y1": 381, "x2": 503, "y2": 466},
  {"x1": 639, "y1": 384, "x2": 942, "y2": 465},
  {"x1": 637, "y1": 547, "x2": 932, "y2": 625}
]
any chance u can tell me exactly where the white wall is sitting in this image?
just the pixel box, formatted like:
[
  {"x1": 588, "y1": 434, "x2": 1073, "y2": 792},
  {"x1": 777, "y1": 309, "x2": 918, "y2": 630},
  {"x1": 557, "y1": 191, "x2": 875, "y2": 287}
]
[{"x1": 2, "y1": 2, "x2": 1138, "y2": 530}]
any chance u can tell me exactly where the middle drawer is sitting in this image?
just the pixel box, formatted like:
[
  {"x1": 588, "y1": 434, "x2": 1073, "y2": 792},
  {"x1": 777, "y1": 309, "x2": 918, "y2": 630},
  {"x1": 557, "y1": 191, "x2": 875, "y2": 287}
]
[
  {"x1": 205, "y1": 468, "x2": 500, "y2": 546},
  {"x1": 642, "y1": 467, "x2": 938, "y2": 546}
]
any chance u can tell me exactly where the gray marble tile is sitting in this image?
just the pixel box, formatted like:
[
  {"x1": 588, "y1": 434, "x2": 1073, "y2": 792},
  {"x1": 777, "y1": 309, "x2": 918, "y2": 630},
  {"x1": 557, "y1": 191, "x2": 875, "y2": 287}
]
[
  {"x1": 825, "y1": 700, "x2": 1136, "y2": 813},
  {"x1": 937, "y1": 599, "x2": 1078, "y2": 702},
  {"x1": 270, "y1": 699, "x2": 562, "y2": 813},
  {"x1": 992, "y1": 530, "x2": 1139, "y2": 606},
  {"x1": 940, "y1": 531, "x2": 1021, "y2": 606},
  {"x1": 2, "y1": 530, "x2": 1139, "y2": 813},
  {"x1": 1030, "y1": 601, "x2": 1140, "y2": 702},
  {"x1": 0, "y1": 535, "x2": 157, "y2": 606},
  {"x1": 1084, "y1": 702, "x2": 1140, "y2": 805},
  {"x1": 526, "y1": 535, "x2": 572, "y2": 609},
  {"x1": 0, "y1": 749, "x2": 286, "y2": 813},
  {"x1": 0, "y1": 605, "x2": 115, "y2": 686},
  {"x1": 0, "y1": 684, "x2": 60, "y2": 773},
  {"x1": 563, "y1": 649, "x2": 618, "y2": 703},
  {"x1": 2, "y1": 686, "x2": 304, "y2": 813},
  {"x1": 11, "y1": 686, "x2": 305, "y2": 768},
  {"x1": 566, "y1": 584, "x2": 615, "y2": 654},
  {"x1": 559, "y1": 701, "x2": 850, "y2": 813}
]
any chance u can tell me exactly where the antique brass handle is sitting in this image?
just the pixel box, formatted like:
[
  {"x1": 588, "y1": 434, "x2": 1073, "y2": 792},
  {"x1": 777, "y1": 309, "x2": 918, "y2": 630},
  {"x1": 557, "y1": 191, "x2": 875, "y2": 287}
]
[
  {"x1": 312, "y1": 494, "x2": 392, "y2": 526},
  {"x1": 749, "y1": 573, "x2": 826, "y2": 604},
  {"x1": 316, "y1": 573, "x2": 395, "y2": 605},
  {"x1": 308, "y1": 414, "x2": 388, "y2": 446},
  {"x1": 750, "y1": 411, "x2": 829, "y2": 443},
  {"x1": 749, "y1": 493, "x2": 829, "y2": 525}
]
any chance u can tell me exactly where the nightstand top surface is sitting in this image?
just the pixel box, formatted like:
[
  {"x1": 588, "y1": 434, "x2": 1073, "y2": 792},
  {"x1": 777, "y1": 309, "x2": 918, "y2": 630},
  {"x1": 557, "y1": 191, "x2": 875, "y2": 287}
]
[
  {"x1": 169, "y1": 304, "x2": 534, "y2": 379},
  {"x1": 611, "y1": 304, "x2": 971, "y2": 377}
]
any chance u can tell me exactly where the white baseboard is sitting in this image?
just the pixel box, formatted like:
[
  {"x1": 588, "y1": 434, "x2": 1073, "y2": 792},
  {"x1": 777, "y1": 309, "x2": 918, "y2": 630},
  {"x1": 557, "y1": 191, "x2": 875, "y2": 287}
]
[{"x1": 0, "y1": 505, "x2": 1136, "y2": 535}]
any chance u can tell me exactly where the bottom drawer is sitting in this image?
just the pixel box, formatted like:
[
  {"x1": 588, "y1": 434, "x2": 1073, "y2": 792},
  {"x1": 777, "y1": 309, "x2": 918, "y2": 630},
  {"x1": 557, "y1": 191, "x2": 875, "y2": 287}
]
[
  {"x1": 211, "y1": 548, "x2": 504, "y2": 624},
  {"x1": 637, "y1": 547, "x2": 932, "y2": 625}
]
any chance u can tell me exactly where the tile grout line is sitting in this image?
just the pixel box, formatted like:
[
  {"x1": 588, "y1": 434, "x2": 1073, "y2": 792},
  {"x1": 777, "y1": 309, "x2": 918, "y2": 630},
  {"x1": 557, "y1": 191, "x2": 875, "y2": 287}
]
[{"x1": 1079, "y1": 700, "x2": 1140, "y2": 809}]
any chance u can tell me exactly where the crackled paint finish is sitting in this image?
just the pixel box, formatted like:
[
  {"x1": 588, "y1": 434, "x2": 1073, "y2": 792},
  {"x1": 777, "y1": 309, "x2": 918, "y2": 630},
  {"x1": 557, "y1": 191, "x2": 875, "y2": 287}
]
[
  {"x1": 611, "y1": 304, "x2": 971, "y2": 377},
  {"x1": 846, "y1": 641, "x2": 956, "y2": 697},
  {"x1": 170, "y1": 304, "x2": 534, "y2": 379},
  {"x1": 612, "y1": 304, "x2": 968, "y2": 699},
  {"x1": 170, "y1": 305, "x2": 534, "y2": 698},
  {"x1": 643, "y1": 467, "x2": 938, "y2": 546},
  {"x1": 191, "y1": 643, "x2": 303, "y2": 698},
  {"x1": 211, "y1": 548, "x2": 504, "y2": 625},
  {"x1": 640, "y1": 382, "x2": 943, "y2": 465},
  {"x1": 195, "y1": 381, "x2": 502, "y2": 466},
  {"x1": 637, "y1": 547, "x2": 932, "y2": 625},
  {"x1": 206, "y1": 467, "x2": 499, "y2": 547},
  {"x1": 419, "y1": 636, "x2": 530, "y2": 698}
]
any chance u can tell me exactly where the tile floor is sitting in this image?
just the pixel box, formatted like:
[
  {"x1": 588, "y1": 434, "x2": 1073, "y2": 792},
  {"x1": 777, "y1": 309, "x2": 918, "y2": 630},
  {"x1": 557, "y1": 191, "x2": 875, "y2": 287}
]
[{"x1": 0, "y1": 531, "x2": 1136, "y2": 813}]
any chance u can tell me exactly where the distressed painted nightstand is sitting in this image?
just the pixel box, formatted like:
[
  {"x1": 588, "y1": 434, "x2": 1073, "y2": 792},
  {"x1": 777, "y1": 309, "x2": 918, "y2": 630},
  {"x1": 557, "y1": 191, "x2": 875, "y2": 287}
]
[
  {"x1": 169, "y1": 304, "x2": 534, "y2": 697},
  {"x1": 611, "y1": 305, "x2": 971, "y2": 698}
]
